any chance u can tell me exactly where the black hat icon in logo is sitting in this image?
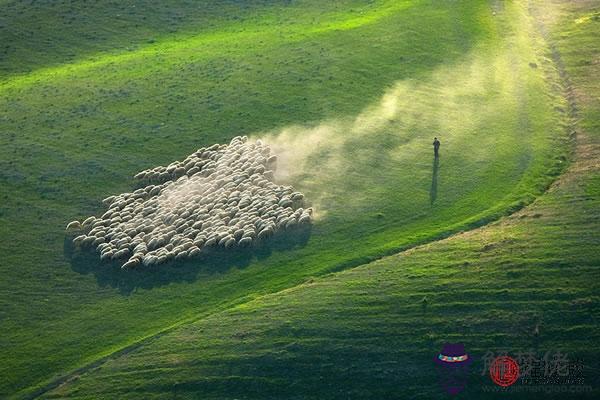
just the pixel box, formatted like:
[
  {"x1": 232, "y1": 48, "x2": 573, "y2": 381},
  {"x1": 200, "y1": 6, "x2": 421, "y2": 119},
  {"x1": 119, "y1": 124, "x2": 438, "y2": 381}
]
[{"x1": 434, "y1": 343, "x2": 472, "y2": 395}]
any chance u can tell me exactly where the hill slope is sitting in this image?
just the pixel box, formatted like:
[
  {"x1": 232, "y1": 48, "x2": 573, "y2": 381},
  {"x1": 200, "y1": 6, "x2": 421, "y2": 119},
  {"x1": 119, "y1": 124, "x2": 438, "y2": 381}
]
[
  {"x1": 0, "y1": 0, "x2": 582, "y2": 398},
  {"x1": 39, "y1": 0, "x2": 600, "y2": 398}
]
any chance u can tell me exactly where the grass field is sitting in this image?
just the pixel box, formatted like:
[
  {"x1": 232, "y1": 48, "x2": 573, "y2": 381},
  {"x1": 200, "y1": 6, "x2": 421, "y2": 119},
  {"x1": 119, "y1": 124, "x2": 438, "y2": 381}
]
[{"x1": 0, "y1": 0, "x2": 597, "y2": 398}]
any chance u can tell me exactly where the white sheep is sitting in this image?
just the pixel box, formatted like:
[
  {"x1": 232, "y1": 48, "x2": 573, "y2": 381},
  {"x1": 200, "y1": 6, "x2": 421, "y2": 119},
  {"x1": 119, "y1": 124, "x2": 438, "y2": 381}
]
[
  {"x1": 121, "y1": 258, "x2": 140, "y2": 269},
  {"x1": 66, "y1": 220, "x2": 82, "y2": 231},
  {"x1": 70, "y1": 136, "x2": 311, "y2": 269}
]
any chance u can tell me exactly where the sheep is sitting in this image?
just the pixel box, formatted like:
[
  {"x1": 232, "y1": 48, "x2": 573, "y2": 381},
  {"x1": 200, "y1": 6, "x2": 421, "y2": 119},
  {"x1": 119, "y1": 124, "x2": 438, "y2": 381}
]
[
  {"x1": 82, "y1": 216, "x2": 96, "y2": 228},
  {"x1": 116, "y1": 238, "x2": 130, "y2": 248},
  {"x1": 174, "y1": 167, "x2": 186, "y2": 176},
  {"x1": 277, "y1": 218, "x2": 289, "y2": 229},
  {"x1": 192, "y1": 220, "x2": 203, "y2": 229},
  {"x1": 157, "y1": 255, "x2": 168, "y2": 264},
  {"x1": 257, "y1": 228, "x2": 273, "y2": 240},
  {"x1": 299, "y1": 214, "x2": 311, "y2": 224},
  {"x1": 147, "y1": 237, "x2": 159, "y2": 250},
  {"x1": 204, "y1": 237, "x2": 217, "y2": 247},
  {"x1": 121, "y1": 258, "x2": 140, "y2": 269},
  {"x1": 69, "y1": 136, "x2": 311, "y2": 269},
  {"x1": 142, "y1": 254, "x2": 154, "y2": 266},
  {"x1": 217, "y1": 235, "x2": 231, "y2": 247},
  {"x1": 102, "y1": 195, "x2": 116, "y2": 205},
  {"x1": 238, "y1": 236, "x2": 252, "y2": 246},
  {"x1": 66, "y1": 220, "x2": 82, "y2": 231},
  {"x1": 192, "y1": 236, "x2": 205, "y2": 247},
  {"x1": 97, "y1": 243, "x2": 110, "y2": 253},
  {"x1": 243, "y1": 228, "x2": 256, "y2": 239},
  {"x1": 92, "y1": 237, "x2": 106, "y2": 246},
  {"x1": 233, "y1": 229, "x2": 245, "y2": 240},
  {"x1": 82, "y1": 236, "x2": 96, "y2": 246},
  {"x1": 291, "y1": 192, "x2": 304, "y2": 201},
  {"x1": 114, "y1": 248, "x2": 130, "y2": 259},
  {"x1": 133, "y1": 243, "x2": 147, "y2": 254},
  {"x1": 188, "y1": 246, "x2": 201, "y2": 258}
]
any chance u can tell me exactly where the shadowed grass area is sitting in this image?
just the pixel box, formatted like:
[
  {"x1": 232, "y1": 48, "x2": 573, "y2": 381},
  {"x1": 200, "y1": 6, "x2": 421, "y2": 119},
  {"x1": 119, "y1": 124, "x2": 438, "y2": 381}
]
[
  {"x1": 0, "y1": 0, "x2": 405, "y2": 76},
  {"x1": 40, "y1": 2, "x2": 600, "y2": 398},
  {"x1": 0, "y1": 0, "x2": 577, "y2": 398}
]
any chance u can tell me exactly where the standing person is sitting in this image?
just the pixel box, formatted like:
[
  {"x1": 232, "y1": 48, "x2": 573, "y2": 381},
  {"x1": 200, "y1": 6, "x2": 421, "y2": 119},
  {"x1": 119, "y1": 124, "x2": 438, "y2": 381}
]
[{"x1": 433, "y1": 137, "x2": 441, "y2": 157}]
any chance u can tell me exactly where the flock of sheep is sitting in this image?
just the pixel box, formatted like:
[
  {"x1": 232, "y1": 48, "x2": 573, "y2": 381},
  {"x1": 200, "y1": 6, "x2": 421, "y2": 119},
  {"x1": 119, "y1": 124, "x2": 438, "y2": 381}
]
[{"x1": 66, "y1": 136, "x2": 312, "y2": 269}]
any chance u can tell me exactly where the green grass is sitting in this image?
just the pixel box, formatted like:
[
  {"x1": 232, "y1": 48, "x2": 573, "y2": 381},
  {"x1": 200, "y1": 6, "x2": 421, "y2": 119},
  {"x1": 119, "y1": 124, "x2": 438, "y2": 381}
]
[
  {"x1": 43, "y1": 174, "x2": 600, "y2": 399},
  {"x1": 35, "y1": 1, "x2": 600, "y2": 398},
  {"x1": 0, "y1": 0, "x2": 585, "y2": 398},
  {"x1": 0, "y1": 0, "x2": 407, "y2": 77}
]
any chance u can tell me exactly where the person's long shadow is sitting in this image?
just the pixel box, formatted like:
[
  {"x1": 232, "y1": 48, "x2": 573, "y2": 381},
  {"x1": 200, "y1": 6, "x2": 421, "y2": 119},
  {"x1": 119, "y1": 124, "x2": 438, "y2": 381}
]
[
  {"x1": 430, "y1": 155, "x2": 439, "y2": 205},
  {"x1": 65, "y1": 225, "x2": 312, "y2": 295}
]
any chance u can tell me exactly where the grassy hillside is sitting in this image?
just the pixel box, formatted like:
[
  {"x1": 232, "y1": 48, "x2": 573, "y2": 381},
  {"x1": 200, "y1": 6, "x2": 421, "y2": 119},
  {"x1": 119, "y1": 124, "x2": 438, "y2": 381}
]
[
  {"x1": 0, "y1": 0, "x2": 407, "y2": 76},
  {"x1": 40, "y1": 1, "x2": 600, "y2": 398},
  {"x1": 0, "y1": 0, "x2": 578, "y2": 397}
]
